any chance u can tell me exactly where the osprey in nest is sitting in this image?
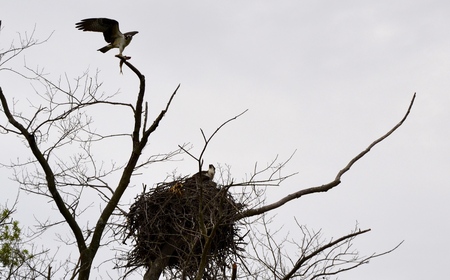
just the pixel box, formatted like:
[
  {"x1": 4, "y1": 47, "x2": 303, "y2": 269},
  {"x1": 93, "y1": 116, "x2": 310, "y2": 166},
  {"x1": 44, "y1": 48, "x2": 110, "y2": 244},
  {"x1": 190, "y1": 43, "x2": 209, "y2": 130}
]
[
  {"x1": 191, "y1": 164, "x2": 215, "y2": 182},
  {"x1": 75, "y1": 18, "x2": 138, "y2": 58}
]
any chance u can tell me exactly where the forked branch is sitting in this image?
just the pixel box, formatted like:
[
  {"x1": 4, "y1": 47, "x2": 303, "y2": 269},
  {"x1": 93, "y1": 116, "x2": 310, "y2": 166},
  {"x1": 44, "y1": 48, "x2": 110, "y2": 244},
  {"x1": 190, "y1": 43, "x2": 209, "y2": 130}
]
[{"x1": 179, "y1": 109, "x2": 248, "y2": 171}]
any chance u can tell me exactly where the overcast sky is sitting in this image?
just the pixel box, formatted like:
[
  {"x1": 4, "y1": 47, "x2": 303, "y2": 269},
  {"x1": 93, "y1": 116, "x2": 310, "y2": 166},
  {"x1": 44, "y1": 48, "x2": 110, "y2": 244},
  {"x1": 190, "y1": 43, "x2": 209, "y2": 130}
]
[{"x1": 1, "y1": 1, "x2": 450, "y2": 279}]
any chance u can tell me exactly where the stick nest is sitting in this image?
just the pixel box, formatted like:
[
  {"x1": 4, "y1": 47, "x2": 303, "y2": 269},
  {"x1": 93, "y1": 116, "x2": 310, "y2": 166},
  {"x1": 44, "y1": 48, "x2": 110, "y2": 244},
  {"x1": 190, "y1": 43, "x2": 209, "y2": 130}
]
[{"x1": 123, "y1": 176, "x2": 245, "y2": 277}]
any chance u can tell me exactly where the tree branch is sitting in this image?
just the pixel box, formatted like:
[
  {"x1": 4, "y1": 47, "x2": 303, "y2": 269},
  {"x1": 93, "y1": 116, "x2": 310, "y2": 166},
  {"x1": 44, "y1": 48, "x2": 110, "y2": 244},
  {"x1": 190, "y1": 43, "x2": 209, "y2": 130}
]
[
  {"x1": 239, "y1": 93, "x2": 416, "y2": 219},
  {"x1": 0, "y1": 87, "x2": 87, "y2": 253},
  {"x1": 281, "y1": 229, "x2": 371, "y2": 280},
  {"x1": 178, "y1": 109, "x2": 248, "y2": 172},
  {"x1": 88, "y1": 62, "x2": 180, "y2": 263}
]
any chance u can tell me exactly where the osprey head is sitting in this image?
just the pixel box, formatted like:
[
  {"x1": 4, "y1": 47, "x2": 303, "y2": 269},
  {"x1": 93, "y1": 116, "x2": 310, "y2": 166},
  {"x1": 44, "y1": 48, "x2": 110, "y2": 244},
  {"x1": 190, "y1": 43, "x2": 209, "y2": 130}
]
[
  {"x1": 123, "y1": 31, "x2": 138, "y2": 46},
  {"x1": 124, "y1": 31, "x2": 139, "y2": 39}
]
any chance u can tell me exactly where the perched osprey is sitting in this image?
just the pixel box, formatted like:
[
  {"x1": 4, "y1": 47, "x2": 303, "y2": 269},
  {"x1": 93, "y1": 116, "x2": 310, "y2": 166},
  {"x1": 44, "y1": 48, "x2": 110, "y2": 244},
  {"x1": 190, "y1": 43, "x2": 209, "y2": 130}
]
[
  {"x1": 75, "y1": 18, "x2": 138, "y2": 58},
  {"x1": 191, "y1": 164, "x2": 215, "y2": 182},
  {"x1": 205, "y1": 164, "x2": 215, "y2": 180}
]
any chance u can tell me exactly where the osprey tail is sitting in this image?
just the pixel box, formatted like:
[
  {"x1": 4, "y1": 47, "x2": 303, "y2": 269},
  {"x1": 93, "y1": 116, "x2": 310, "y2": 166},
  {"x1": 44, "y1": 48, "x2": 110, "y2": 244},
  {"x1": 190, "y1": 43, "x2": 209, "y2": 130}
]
[{"x1": 98, "y1": 45, "x2": 113, "y2": 53}]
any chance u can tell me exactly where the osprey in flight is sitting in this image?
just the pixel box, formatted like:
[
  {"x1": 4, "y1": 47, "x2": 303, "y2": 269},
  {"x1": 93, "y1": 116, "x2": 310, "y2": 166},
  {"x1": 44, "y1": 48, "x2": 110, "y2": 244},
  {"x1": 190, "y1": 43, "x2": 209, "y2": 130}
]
[{"x1": 75, "y1": 18, "x2": 138, "y2": 58}]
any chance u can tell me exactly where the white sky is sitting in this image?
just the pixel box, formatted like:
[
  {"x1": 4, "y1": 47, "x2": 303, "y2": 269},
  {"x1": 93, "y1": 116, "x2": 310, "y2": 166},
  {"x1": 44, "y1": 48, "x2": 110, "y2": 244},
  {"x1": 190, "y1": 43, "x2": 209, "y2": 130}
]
[{"x1": 1, "y1": 1, "x2": 450, "y2": 279}]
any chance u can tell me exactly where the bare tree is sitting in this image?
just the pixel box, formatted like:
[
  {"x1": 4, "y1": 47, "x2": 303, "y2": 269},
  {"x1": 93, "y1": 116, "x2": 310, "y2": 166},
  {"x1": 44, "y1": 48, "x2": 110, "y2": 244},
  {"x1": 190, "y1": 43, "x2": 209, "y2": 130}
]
[
  {"x1": 1, "y1": 27, "x2": 182, "y2": 279},
  {"x1": 1, "y1": 25, "x2": 415, "y2": 280}
]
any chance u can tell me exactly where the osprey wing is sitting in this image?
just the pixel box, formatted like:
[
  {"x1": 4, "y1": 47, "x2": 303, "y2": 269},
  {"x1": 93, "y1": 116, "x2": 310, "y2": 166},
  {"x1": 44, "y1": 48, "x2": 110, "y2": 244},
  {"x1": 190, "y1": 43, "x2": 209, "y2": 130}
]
[{"x1": 75, "y1": 18, "x2": 121, "y2": 43}]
